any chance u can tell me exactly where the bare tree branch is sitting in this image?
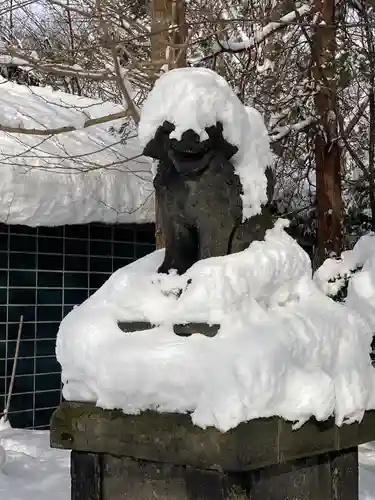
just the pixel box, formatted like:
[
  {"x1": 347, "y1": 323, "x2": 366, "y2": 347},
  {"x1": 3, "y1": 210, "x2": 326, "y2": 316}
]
[
  {"x1": 0, "y1": 47, "x2": 117, "y2": 81},
  {"x1": 95, "y1": 0, "x2": 140, "y2": 123}
]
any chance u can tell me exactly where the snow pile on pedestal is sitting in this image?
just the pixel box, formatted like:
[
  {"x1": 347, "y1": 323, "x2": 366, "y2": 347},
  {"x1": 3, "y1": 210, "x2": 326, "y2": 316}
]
[
  {"x1": 57, "y1": 220, "x2": 375, "y2": 432},
  {"x1": 138, "y1": 67, "x2": 272, "y2": 219},
  {"x1": 314, "y1": 233, "x2": 375, "y2": 297},
  {"x1": 315, "y1": 233, "x2": 375, "y2": 327},
  {"x1": 0, "y1": 78, "x2": 153, "y2": 226}
]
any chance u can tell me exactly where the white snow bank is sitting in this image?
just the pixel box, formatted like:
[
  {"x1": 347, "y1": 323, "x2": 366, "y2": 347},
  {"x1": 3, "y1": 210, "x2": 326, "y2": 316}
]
[
  {"x1": 0, "y1": 427, "x2": 69, "y2": 500},
  {"x1": 314, "y1": 233, "x2": 375, "y2": 297},
  {"x1": 0, "y1": 418, "x2": 10, "y2": 467},
  {"x1": 138, "y1": 67, "x2": 272, "y2": 220},
  {"x1": 0, "y1": 417, "x2": 11, "y2": 432},
  {"x1": 0, "y1": 78, "x2": 154, "y2": 225},
  {"x1": 57, "y1": 220, "x2": 375, "y2": 432}
]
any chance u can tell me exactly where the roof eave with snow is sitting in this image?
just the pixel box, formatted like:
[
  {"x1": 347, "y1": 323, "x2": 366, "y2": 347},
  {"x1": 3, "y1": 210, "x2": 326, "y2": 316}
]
[{"x1": 0, "y1": 78, "x2": 155, "y2": 227}]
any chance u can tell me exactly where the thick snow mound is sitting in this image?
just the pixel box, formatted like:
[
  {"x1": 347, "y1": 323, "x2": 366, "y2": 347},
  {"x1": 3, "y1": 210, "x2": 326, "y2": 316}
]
[
  {"x1": 0, "y1": 78, "x2": 153, "y2": 225},
  {"x1": 314, "y1": 233, "x2": 375, "y2": 297},
  {"x1": 57, "y1": 221, "x2": 375, "y2": 431},
  {"x1": 344, "y1": 236, "x2": 375, "y2": 330},
  {"x1": 138, "y1": 67, "x2": 272, "y2": 220}
]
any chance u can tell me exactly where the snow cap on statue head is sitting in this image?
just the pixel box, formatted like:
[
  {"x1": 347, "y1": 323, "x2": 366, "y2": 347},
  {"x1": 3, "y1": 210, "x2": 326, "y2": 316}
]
[{"x1": 138, "y1": 67, "x2": 273, "y2": 220}]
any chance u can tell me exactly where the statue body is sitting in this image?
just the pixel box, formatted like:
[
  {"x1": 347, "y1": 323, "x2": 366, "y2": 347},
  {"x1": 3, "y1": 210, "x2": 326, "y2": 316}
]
[{"x1": 144, "y1": 121, "x2": 274, "y2": 275}]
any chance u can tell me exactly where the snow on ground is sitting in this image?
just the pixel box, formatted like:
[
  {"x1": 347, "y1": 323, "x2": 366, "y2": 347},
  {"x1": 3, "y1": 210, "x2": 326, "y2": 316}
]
[
  {"x1": 57, "y1": 220, "x2": 375, "y2": 432},
  {"x1": 0, "y1": 426, "x2": 69, "y2": 500},
  {"x1": 0, "y1": 78, "x2": 154, "y2": 225},
  {"x1": 360, "y1": 442, "x2": 375, "y2": 500},
  {"x1": 138, "y1": 67, "x2": 272, "y2": 220},
  {"x1": 0, "y1": 426, "x2": 374, "y2": 500}
]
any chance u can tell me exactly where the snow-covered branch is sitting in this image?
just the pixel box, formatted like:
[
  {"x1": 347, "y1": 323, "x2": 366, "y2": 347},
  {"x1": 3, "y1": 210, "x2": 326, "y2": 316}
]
[
  {"x1": 0, "y1": 49, "x2": 116, "y2": 81},
  {"x1": 0, "y1": 110, "x2": 129, "y2": 136},
  {"x1": 269, "y1": 116, "x2": 316, "y2": 142},
  {"x1": 46, "y1": 0, "x2": 94, "y2": 19},
  {"x1": 217, "y1": 3, "x2": 313, "y2": 53}
]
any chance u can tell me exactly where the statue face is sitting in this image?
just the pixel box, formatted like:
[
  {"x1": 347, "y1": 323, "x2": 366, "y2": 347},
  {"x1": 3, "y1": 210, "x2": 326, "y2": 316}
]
[
  {"x1": 168, "y1": 129, "x2": 215, "y2": 175},
  {"x1": 143, "y1": 121, "x2": 238, "y2": 175}
]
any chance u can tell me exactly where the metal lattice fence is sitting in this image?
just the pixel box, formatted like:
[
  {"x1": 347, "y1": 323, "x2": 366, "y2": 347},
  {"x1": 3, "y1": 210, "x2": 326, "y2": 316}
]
[{"x1": 0, "y1": 222, "x2": 155, "y2": 428}]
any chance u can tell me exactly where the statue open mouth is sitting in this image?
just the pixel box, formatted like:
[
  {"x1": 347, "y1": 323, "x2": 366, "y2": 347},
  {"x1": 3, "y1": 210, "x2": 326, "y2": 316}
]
[
  {"x1": 167, "y1": 128, "x2": 215, "y2": 174},
  {"x1": 169, "y1": 138, "x2": 211, "y2": 158},
  {"x1": 168, "y1": 143, "x2": 214, "y2": 174},
  {"x1": 170, "y1": 147, "x2": 209, "y2": 159}
]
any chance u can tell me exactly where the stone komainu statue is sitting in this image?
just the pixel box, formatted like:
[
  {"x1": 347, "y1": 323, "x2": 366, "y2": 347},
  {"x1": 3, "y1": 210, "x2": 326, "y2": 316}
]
[{"x1": 143, "y1": 120, "x2": 275, "y2": 275}]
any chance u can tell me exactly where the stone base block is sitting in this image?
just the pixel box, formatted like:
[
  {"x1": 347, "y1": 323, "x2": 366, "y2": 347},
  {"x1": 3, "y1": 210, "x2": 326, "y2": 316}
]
[{"x1": 70, "y1": 448, "x2": 358, "y2": 500}]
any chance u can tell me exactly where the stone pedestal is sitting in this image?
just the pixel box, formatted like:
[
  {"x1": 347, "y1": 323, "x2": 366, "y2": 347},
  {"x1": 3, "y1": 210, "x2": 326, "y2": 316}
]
[{"x1": 50, "y1": 402, "x2": 375, "y2": 500}]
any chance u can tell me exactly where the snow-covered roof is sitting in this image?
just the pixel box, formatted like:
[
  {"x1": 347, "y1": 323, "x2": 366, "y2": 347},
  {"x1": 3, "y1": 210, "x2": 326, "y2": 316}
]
[{"x1": 0, "y1": 78, "x2": 154, "y2": 226}]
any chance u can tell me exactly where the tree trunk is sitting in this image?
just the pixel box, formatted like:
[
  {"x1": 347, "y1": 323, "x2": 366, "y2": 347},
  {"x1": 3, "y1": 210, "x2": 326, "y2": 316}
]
[
  {"x1": 313, "y1": 0, "x2": 343, "y2": 267},
  {"x1": 150, "y1": 0, "x2": 171, "y2": 82},
  {"x1": 368, "y1": 89, "x2": 375, "y2": 230},
  {"x1": 150, "y1": 0, "x2": 187, "y2": 78},
  {"x1": 150, "y1": 0, "x2": 187, "y2": 249},
  {"x1": 363, "y1": 7, "x2": 375, "y2": 230}
]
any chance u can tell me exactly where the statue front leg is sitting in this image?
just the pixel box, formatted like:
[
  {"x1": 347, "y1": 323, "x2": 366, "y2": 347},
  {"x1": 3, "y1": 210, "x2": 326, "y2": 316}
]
[{"x1": 157, "y1": 207, "x2": 199, "y2": 275}]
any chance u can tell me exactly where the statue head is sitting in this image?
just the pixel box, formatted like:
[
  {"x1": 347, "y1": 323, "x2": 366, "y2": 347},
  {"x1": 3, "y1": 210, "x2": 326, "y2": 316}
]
[
  {"x1": 143, "y1": 120, "x2": 238, "y2": 175},
  {"x1": 139, "y1": 67, "x2": 272, "y2": 219}
]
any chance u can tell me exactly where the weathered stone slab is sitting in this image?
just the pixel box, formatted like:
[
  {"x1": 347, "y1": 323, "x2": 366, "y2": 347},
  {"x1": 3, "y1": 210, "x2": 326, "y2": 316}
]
[
  {"x1": 117, "y1": 321, "x2": 153, "y2": 332},
  {"x1": 51, "y1": 402, "x2": 279, "y2": 471},
  {"x1": 50, "y1": 402, "x2": 375, "y2": 472},
  {"x1": 358, "y1": 410, "x2": 375, "y2": 444},
  {"x1": 117, "y1": 321, "x2": 220, "y2": 337},
  {"x1": 336, "y1": 421, "x2": 360, "y2": 451},
  {"x1": 173, "y1": 323, "x2": 220, "y2": 337},
  {"x1": 102, "y1": 456, "x2": 189, "y2": 500},
  {"x1": 249, "y1": 454, "x2": 332, "y2": 500},
  {"x1": 278, "y1": 417, "x2": 336, "y2": 462}
]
